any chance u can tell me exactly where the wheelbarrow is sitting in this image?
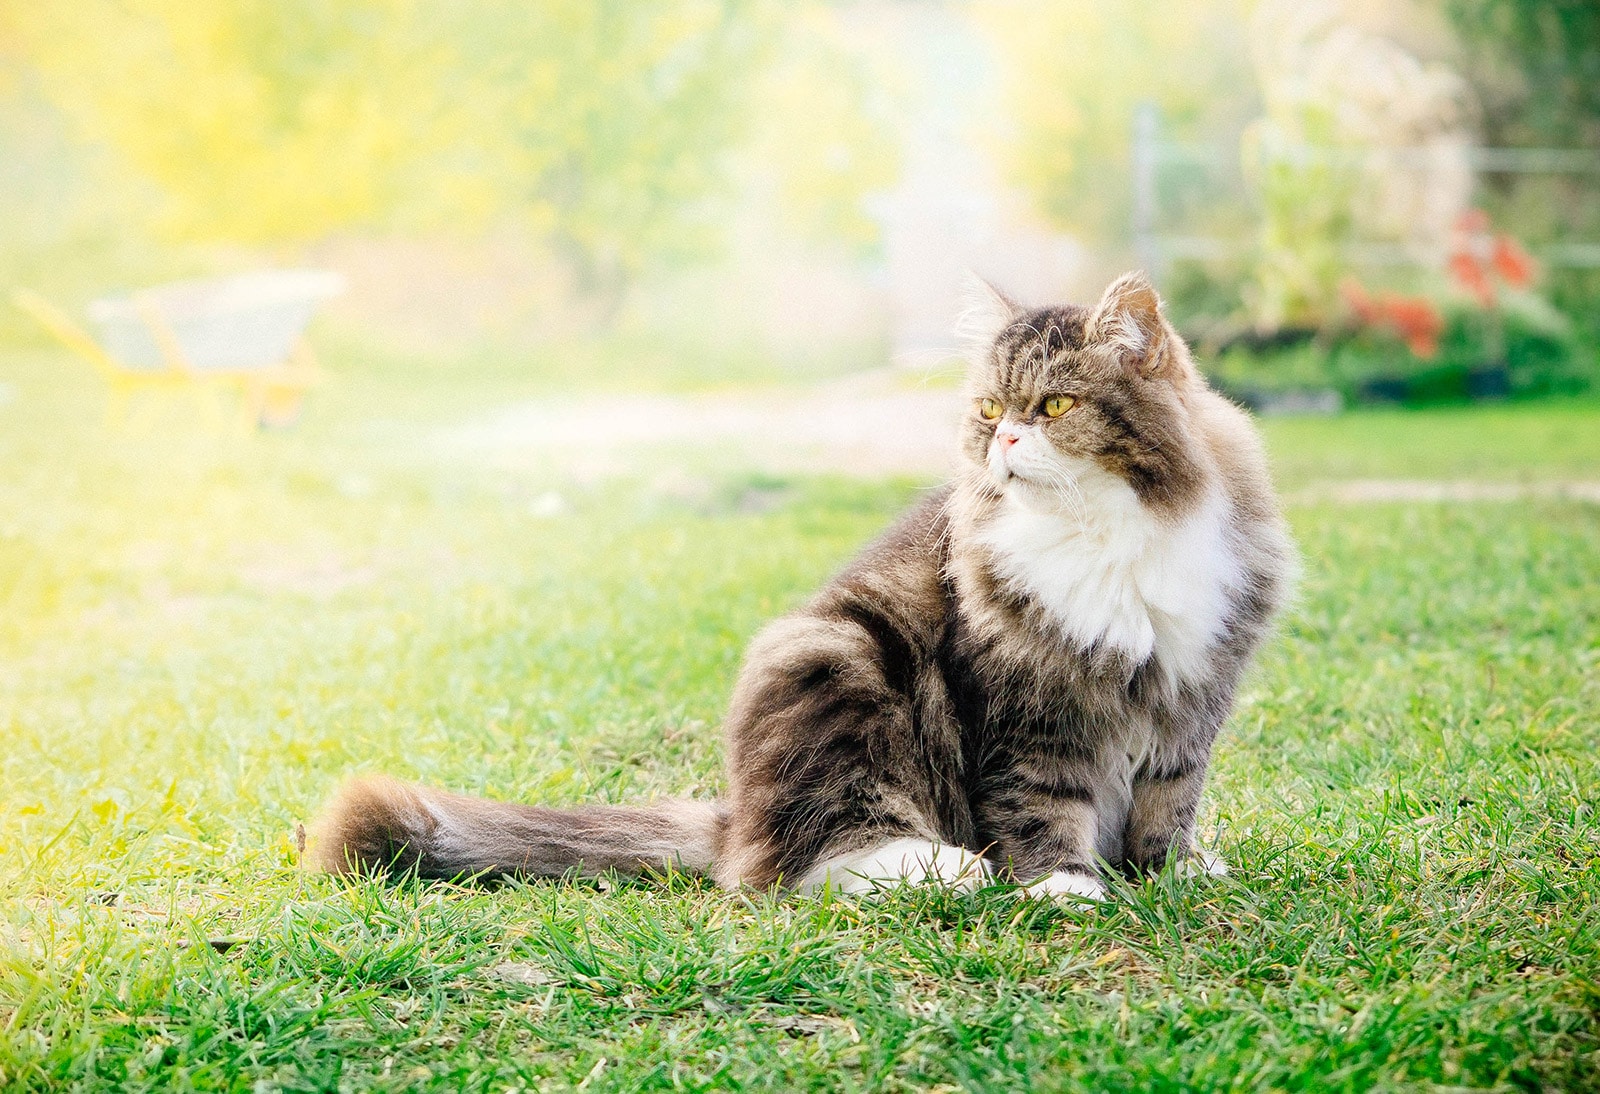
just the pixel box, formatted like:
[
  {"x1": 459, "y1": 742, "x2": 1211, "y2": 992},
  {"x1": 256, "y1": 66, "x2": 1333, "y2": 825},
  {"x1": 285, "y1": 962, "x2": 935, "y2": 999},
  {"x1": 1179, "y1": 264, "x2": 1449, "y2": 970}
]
[{"x1": 13, "y1": 269, "x2": 345, "y2": 432}]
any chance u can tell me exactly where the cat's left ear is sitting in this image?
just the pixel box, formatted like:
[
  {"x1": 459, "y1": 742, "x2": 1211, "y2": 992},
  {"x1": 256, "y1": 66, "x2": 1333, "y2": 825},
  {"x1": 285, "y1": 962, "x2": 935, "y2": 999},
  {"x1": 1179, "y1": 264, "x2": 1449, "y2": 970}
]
[
  {"x1": 1087, "y1": 271, "x2": 1172, "y2": 376},
  {"x1": 954, "y1": 273, "x2": 1021, "y2": 365}
]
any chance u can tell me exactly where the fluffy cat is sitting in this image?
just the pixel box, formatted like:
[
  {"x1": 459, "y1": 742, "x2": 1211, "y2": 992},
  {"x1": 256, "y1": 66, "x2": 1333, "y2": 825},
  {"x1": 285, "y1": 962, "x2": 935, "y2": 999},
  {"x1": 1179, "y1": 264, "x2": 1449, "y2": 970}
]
[{"x1": 312, "y1": 272, "x2": 1294, "y2": 901}]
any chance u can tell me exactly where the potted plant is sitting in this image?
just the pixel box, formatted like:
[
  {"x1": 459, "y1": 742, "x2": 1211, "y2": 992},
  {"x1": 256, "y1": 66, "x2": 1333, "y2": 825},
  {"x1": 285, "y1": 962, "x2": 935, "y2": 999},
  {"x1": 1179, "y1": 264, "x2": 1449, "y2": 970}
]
[
  {"x1": 1334, "y1": 280, "x2": 1445, "y2": 402},
  {"x1": 1447, "y1": 208, "x2": 1537, "y2": 399}
]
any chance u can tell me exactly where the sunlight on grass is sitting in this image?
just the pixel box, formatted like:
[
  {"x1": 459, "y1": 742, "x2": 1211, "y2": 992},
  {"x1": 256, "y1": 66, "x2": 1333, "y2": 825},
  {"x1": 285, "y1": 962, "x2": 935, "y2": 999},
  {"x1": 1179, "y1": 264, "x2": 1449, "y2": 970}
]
[{"x1": 1, "y1": 351, "x2": 1597, "y2": 1089}]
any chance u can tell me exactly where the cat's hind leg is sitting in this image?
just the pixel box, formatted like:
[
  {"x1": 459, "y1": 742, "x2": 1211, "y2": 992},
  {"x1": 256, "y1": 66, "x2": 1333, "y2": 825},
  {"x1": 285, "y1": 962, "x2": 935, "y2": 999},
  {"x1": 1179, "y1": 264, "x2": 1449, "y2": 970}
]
[{"x1": 714, "y1": 608, "x2": 974, "y2": 895}]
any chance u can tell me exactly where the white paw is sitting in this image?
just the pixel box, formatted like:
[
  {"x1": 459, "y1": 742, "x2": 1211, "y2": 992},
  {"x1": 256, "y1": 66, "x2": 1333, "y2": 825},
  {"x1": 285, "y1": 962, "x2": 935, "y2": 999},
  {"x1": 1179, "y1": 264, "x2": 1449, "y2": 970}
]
[
  {"x1": 799, "y1": 837, "x2": 990, "y2": 895},
  {"x1": 1176, "y1": 848, "x2": 1229, "y2": 878},
  {"x1": 1022, "y1": 870, "x2": 1107, "y2": 903}
]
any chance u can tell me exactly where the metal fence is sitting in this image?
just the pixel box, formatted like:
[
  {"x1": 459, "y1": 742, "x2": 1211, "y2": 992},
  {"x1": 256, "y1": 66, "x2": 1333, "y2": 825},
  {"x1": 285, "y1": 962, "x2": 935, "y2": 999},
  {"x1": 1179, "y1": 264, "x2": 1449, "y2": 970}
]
[{"x1": 1131, "y1": 103, "x2": 1600, "y2": 278}]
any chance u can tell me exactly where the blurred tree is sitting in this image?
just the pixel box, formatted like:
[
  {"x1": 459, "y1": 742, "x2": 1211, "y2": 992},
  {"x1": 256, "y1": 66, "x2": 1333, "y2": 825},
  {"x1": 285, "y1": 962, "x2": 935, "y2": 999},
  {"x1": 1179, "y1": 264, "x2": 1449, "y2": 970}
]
[
  {"x1": 4, "y1": 0, "x2": 887, "y2": 301},
  {"x1": 971, "y1": 0, "x2": 1256, "y2": 246},
  {"x1": 9, "y1": 0, "x2": 462, "y2": 243},
  {"x1": 1241, "y1": 1, "x2": 1474, "y2": 331},
  {"x1": 742, "y1": 6, "x2": 898, "y2": 259},
  {"x1": 1442, "y1": 0, "x2": 1600, "y2": 146},
  {"x1": 455, "y1": 1, "x2": 777, "y2": 300}
]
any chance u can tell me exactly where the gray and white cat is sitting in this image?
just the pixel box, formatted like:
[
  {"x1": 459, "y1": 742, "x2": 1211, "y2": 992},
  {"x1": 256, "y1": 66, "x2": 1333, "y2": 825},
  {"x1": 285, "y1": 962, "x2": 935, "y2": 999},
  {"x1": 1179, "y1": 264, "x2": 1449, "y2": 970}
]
[{"x1": 312, "y1": 272, "x2": 1294, "y2": 901}]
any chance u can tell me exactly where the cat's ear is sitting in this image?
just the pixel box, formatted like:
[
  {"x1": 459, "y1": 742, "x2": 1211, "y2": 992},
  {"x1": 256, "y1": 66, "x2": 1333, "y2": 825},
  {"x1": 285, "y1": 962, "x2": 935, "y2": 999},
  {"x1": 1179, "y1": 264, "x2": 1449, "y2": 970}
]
[
  {"x1": 1087, "y1": 271, "x2": 1170, "y2": 375},
  {"x1": 954, "y1": 274, "x2": 1021, "y2": 364}
]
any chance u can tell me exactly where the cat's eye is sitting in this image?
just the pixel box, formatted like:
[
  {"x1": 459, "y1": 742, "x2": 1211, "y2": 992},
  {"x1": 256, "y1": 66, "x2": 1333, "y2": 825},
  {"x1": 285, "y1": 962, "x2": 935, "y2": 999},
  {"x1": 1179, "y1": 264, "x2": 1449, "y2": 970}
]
[
  {"x1": 979, "y1": 397, "x2": 1002, "y2": 421},
  {"x1": 1044, "y1": 395, "x2": 1077, "y2": 418}
]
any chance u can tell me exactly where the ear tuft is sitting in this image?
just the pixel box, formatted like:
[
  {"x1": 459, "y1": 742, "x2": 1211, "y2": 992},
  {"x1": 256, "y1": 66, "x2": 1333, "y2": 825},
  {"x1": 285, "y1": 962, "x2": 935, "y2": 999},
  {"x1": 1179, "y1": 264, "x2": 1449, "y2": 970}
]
[
  {"x1": 1087, "y1": 271, "x2": 1167, "y2": 372},
  {"x1": 954, "y1": 274, "x2": 1021, "y2": 363}
]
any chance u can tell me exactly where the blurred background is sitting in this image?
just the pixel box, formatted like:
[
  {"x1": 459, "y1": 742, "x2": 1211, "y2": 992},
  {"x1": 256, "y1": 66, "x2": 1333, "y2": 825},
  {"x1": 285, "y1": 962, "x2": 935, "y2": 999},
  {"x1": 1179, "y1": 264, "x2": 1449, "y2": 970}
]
[
  {"x1": 2, "y1": 0, "x2": 1596, "y2": 438},
  {"x1": 4, "y1": 9, "x2": 1598, "y2": 1085}
]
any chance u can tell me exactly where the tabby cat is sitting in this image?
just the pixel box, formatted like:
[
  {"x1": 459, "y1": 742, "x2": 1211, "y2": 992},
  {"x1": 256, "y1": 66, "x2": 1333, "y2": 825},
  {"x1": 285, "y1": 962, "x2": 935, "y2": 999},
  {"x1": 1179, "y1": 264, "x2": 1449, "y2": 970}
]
[{"x1": 312, "y1": 272, "x2": 1293, "y2": 901}]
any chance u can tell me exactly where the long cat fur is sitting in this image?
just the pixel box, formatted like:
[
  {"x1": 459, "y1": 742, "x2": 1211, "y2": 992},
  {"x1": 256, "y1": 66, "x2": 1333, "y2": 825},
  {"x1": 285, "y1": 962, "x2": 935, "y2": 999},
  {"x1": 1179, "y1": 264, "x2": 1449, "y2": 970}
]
[{"x1": 311, "y1": 271, "x2": 1294, "y2": 900}]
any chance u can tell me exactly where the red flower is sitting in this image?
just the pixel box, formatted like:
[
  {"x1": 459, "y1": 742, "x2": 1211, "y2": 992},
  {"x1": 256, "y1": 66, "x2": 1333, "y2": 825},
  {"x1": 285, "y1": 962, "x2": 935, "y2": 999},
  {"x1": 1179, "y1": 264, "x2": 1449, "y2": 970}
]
[
  {"x1": 1448, "y1": 208, "x2": 1538, "y2": 305},
  {"x1": 1342, "y1": 278, "x2": 1444, "y2": 359},
  {"x1": 1491, "y1": 235, "x2": 1536, "y2": 289},
  {"x1": 1384, "y1": 295, "x2": 1444, "y2": 359},
  {"x1": 1449, "y1": 251, "x2": 1495, "y2": 308}
]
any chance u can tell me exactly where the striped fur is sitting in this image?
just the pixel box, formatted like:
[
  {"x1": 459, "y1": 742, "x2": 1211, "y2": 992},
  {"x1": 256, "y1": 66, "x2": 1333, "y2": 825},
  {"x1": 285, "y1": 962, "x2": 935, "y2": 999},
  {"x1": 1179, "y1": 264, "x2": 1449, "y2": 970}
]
[{"x1": 312, "y1": 272, "x2": 1294, "y2": 899}]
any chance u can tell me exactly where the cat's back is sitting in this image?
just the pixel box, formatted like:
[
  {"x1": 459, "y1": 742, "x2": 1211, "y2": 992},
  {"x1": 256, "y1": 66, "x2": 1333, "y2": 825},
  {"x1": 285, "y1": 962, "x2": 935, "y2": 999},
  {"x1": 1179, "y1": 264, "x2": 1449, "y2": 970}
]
[
  {"x1": 1190, "y1": 385, "x2": 1296, "y2": 615},
  {"x1": 807, "y1": 485, "x2": 956, "y2": 649},
  {"x1": 1191, "y1": 387, "x2": 1282, "y2": 529}
]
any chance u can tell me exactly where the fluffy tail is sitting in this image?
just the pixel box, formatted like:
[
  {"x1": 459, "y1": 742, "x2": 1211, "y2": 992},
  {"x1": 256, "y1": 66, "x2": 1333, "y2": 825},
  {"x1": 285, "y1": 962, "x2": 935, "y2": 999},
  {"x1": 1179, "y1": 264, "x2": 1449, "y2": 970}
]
[{"x1": 310, "y1": 776, "x2": 726, "y2": 881}]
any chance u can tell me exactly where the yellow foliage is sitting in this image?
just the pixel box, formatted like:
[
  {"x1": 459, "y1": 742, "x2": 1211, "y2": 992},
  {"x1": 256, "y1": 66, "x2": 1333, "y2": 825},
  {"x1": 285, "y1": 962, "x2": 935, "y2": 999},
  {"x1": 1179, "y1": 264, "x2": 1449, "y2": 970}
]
[
  {"x1": 746, "y1": 6, "x2": 899, "y2": 252},
  {"x1": 5, "y1": 0, "x2": 889, "y2": 276},
  {"x1": 972, "y1": 0, "x2": 1253, "y2": 242},
  {"x1": 12, "y1": 0, "x2": 466, "y2": 242}
]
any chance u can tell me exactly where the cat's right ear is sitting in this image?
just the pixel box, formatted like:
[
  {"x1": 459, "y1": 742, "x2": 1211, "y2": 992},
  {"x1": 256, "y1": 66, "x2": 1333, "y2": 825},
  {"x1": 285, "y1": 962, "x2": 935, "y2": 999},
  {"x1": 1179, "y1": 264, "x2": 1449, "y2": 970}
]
[
  {"x1": 954, "y1": 274, "x2": 1020, "y2": 365},
  {"x1": 1086, "y1": 271, "x2": 1169, "y2": 375}
]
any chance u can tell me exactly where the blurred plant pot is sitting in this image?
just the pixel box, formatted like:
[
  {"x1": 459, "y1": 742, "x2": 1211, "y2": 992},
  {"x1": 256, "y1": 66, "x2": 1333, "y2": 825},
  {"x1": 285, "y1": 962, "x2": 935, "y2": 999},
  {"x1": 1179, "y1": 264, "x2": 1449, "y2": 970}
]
[
  {"x1": 1356, "y1": 376, "x2": 1410, "y2": 403},
  {"x1": 1466, "y1": 364, "x2": 1511, "y2": 400}
]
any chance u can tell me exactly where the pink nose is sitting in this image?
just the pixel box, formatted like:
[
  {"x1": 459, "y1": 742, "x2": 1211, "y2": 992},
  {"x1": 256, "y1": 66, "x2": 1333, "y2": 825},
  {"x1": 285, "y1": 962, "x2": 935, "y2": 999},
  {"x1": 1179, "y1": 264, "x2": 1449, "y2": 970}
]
[{"x1": 997, "y1": 432, "x2": 1019, "y2": 451}]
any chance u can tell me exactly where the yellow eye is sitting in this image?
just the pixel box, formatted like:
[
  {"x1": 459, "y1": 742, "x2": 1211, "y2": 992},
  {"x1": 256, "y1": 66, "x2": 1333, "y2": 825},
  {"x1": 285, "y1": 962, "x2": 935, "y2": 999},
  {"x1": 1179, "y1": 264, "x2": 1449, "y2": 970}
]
[
  {"x1": 1044, "y1": 395, "x2": 1076, "y2": 418},
  {"x1": 979, "y1": 397, "x2": 1002, "y2": 421}
]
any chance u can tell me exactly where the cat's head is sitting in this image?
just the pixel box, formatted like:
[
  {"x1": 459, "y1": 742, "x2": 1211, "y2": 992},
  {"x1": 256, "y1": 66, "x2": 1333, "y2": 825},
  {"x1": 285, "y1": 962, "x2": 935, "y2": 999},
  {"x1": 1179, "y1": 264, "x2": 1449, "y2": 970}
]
[{"x1": 956, "y1": 272, "x2": 1206, "y2": 513}]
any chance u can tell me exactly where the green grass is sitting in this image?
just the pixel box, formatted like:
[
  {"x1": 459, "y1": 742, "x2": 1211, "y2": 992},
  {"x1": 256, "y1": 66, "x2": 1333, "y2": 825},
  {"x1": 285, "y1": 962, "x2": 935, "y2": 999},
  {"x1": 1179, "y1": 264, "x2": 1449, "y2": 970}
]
[
  {"x1": 1259, "y1": 399, "x2": 1600, "y2": 488},
  {"x1": 1, "y1": 348, "x2": 1597, "y2": 1091}
]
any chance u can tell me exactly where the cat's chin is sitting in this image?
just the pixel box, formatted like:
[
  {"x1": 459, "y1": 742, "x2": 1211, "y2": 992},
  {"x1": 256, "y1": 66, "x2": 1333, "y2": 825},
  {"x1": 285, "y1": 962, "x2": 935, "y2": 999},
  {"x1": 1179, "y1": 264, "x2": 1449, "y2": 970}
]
[
  {"x1": 995, "y1": 470, "x2": 1080, "y2": 515},
  {"x1": 998, "y1": 453, "x2": 1141, "y2": 517},
  {"x1": 1002, "y1": 477, "x2": 1056, "y2": 510}
]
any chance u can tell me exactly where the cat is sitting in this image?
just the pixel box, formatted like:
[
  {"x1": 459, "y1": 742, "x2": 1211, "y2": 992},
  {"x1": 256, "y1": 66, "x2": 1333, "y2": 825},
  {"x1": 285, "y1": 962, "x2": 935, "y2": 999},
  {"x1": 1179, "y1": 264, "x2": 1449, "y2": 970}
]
[{"x1": 311, "y1": 271, "x2": 1294, "y2": 901}]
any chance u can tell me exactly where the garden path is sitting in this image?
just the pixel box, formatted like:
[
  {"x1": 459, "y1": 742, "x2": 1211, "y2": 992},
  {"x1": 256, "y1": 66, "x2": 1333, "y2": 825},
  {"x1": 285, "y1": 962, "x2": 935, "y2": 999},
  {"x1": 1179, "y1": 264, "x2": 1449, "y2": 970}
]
[{"x1": 439, "y1": 370, "x2": 1600, "y2": 503}]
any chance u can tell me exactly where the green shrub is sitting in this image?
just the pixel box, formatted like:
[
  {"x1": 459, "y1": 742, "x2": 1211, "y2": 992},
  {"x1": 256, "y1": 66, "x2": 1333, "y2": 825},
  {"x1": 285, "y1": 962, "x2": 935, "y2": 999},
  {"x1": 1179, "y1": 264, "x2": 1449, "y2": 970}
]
[{"x1": 1202, "y1": 292, "x2": 1595, "y2": 406}]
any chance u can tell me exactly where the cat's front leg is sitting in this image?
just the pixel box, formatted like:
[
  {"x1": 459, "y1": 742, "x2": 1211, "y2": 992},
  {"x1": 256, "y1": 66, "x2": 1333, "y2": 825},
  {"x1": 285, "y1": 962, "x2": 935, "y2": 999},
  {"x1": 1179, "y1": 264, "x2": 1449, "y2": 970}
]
[
  {"x1": 980, "y1": 760, "x2": 1109, "y2": 902},
  {"x1": 1124, "y1": 753, "x2": 1224, "y2": 877}
]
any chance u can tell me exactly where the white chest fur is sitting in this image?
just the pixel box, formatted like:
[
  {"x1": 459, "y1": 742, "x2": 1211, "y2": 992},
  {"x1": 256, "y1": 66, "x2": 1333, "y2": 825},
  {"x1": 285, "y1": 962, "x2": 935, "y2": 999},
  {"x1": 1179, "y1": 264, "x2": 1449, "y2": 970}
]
[{"x1": 975, "y1": 475, "x2": 1245, "y2": 685}]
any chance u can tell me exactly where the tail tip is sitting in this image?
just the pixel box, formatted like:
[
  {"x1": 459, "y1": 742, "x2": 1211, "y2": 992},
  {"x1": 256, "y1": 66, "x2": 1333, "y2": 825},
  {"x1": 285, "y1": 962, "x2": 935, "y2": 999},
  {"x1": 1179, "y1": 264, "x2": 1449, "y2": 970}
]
[{"x1": 308, "y1": 774, "x2": 434, "y2": 877}]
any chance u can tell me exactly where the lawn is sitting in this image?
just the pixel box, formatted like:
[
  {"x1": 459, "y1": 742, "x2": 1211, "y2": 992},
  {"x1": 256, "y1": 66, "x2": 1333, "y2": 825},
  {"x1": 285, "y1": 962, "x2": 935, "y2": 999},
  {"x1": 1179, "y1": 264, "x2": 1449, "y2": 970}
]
[{"x1": 1, "y1": 347, "x2": 1597, "y2": 1091}]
